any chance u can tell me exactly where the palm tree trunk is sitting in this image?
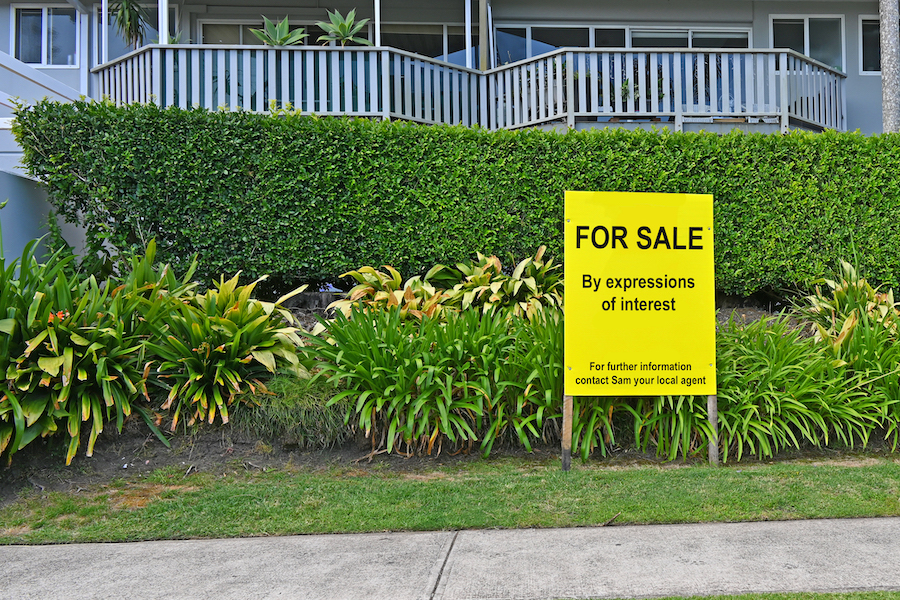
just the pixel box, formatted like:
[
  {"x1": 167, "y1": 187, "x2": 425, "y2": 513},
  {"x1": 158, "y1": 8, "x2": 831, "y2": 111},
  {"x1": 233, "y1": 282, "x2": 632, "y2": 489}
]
[{"x1": 881, "y1": 0, "x2": 900, "y2": 132}]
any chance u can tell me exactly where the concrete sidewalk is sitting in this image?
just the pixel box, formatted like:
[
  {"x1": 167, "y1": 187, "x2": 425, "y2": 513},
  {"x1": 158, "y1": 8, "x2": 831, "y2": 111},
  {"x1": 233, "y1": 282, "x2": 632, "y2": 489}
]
[{"x1": 3, "y1": 517, "x2": 900, "y2": 600}]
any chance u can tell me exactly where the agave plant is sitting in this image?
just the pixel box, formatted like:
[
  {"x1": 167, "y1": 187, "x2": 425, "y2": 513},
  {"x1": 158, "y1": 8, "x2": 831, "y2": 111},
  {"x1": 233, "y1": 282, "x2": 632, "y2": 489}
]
[
  {"x1": 250, "y1": 16, "x2": 309, "y2": 46},
  {"x1": 316, "y1": 9, "x2": 372, "y2": 46}
]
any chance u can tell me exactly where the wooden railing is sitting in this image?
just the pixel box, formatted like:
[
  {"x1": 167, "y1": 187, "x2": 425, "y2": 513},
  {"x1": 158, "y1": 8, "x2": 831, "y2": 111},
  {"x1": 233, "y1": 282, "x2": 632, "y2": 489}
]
[{"x1": 93, "y1": 45, "x2": 846, "y2": 132}]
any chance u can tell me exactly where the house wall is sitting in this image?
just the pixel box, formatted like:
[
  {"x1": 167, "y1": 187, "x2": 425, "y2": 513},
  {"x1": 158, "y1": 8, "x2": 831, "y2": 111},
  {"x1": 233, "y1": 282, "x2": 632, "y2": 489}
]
[
  {"x1": 0, "y1": 0, "x2": 887, "y2": 133},
  {"x1": 0, "y1": 170, "x2": 86, "y2": 261}
]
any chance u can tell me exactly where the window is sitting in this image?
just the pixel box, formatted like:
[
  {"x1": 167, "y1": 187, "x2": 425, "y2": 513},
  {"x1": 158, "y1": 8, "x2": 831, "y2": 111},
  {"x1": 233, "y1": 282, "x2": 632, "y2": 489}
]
[
  {"x1": 861, "y1": 17, "x2": 880, "y2": 73},
  {"x1": 202, "y1": 23, "x2": 266, "y2": 45},
  {"x1": 691, "y1": 31, "x2": 749, "y2": 49},
  {"x1": 381, "y1": 23, "x2": 474, "y2": 65},
  {"x1": 94, "y1": 5, "x2": 177, "y2": 65},
  {"x1": 594, "y1": 28, "x2": 626, "y2": 48},
  {"x1": 496, "y1": 28, "x2": 525, "y2": 64},
  {"x1": 772, "y1": 15, "x2": 844, "y2": 71},
  {"x1": 13, "y1": 5, "x2": 78, "y2": 66},
  {"x1": 632, "y1": 30, "x2": 689, "y2": 48},
  {"x1": 494, "y1": 24, "x2": 749, "y2": 63}
]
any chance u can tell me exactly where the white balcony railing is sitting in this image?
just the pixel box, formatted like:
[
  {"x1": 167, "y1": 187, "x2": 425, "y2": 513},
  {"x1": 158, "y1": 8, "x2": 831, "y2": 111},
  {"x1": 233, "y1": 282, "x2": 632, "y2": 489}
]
[{"x1": 92, "y1": 46, "x2": 846, "y2": 132}]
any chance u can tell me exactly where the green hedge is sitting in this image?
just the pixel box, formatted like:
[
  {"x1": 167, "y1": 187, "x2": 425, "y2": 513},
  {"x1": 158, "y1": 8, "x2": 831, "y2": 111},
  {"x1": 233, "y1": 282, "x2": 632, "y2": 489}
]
[{"x1": 14, "y1": 100, "x2": 900, "y2": 295}]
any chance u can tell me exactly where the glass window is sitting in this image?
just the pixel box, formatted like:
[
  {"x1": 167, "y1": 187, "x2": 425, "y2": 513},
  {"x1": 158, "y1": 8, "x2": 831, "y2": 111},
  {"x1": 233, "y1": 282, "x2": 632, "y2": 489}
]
[
  {"x1": 594, "y1": 28, "x2": 625, "y2": 48},
  {"x1": 862, "y1": 19, "x2": 880, "y2": 72},
  {"x1": 632, "y1": 30, "x2": 689, "y2": 48},
  {"x1": 15, "y1": 9, "x2": 43, "y2": 64},
  {"x1": 809, "y1": 18, "x2": 842, "y2": 69},
  {"x1": 532, "y1": 27, "x2": 589, "y2": 53},
  {"x1": 14, "y1": 7, "x2": 77, "y2": 66},
  {"x1": 204, "y1": 23, "x2": 242, "y2": 44},
  {"x1": 446, "y1": 25, "x2": 475, "y2": 67},
  {"x1": 382, "y1": 24, "x2": 443, "y2": 57},
  {"x1": 773, "y1": 19, "x2": 805, "y2": 53},
  {"x1": 691, "y1": 31, "x2": 749, "y2": 49},
  {"x1": 48, "y1": 7, "x2": 76, "y2": 64},
  {"x1": 496, "y1": 27, "x2": 525, "y2": 64},
  {"x1": 773, "y1": 17, "x2": 843, "y2": 71}
]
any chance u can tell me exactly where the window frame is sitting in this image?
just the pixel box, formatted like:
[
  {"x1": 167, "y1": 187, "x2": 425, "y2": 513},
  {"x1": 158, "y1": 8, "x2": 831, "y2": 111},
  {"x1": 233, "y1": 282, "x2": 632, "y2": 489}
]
[
  {"x1": 859, "y1": 14, "x2": 880, "y2": 76},
  {"x1": 10, "y1": 3, "x2": 80, "y2": 68},
  {"x1": 769, "y1": 13, "x2": 846, "y2": 72},
  {"x1": 492, "y1": 22, "x2": 752, "y2": 61}
]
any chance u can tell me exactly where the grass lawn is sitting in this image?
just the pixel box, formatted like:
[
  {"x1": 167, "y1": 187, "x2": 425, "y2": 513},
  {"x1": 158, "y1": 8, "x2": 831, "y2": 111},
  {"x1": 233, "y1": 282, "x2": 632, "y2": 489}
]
[
  {"x1": 636, "y1": 595, "x2": 900, "y2": 600},
  {"x1": 1, "y1": 455, "x2": 899, "y2": 544}
]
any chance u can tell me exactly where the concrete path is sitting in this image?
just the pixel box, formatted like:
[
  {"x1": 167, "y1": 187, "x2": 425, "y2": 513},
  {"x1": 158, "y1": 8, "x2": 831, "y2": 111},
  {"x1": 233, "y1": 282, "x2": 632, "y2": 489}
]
[{"x1": 3, "y1": 517, "x2": 900, "y2": 600}]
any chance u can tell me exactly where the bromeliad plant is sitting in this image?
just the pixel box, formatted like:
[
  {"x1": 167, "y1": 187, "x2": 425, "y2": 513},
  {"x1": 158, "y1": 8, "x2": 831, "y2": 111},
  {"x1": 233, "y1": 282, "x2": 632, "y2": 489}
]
[{"x1": 149, "y1": 273, "x2": 306, "y2": 431}]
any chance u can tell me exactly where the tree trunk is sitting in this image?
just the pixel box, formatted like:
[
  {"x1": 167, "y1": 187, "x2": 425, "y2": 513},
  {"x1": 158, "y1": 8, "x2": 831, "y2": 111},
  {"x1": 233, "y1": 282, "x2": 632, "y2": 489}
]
[{"x1": 882, "y1": 0, "x2": 900, "y2": 132}]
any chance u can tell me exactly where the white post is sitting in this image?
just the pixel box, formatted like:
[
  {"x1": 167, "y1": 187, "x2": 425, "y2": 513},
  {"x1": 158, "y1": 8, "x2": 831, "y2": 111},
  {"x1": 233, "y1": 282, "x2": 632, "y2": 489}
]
[
  {"x1": 374, "y1": 0, "x2": 381, "y2": 46},
  {"x1": 158, "y1": 0, "x2": 169, "y2": 45},
  {"x1": 101, "y1": 0, "x2": 109, "y2": 63},
  {"x1": 465, "y1": 0, "x2": 472, "y2": 69},
  {"x1": 479, "y1": 0, "x2": 488, "y2": 70}
]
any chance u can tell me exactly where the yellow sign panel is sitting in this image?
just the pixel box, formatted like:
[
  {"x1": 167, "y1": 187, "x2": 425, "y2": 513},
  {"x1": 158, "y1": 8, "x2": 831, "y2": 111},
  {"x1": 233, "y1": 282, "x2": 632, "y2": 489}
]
[{"x1": 564, "y1": 191, "x2": 716, "y2": 396}]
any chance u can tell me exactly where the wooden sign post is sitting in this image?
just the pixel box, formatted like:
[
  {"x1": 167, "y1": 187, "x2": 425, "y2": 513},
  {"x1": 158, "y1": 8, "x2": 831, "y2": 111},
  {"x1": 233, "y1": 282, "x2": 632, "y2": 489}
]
[{"x1": 562, "y1": 192, "x2": 718, "y2": 470}]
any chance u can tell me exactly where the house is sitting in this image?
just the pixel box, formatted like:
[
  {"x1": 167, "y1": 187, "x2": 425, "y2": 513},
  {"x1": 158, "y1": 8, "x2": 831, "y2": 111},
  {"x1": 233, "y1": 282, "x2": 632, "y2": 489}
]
[{"x1": 0, "y1": 0, "x2": 890, "y2": 254}]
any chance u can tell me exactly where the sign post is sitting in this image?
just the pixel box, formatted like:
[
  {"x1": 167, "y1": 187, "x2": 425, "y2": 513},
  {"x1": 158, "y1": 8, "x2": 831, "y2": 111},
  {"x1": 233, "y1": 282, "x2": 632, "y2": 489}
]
[{"x1": 563, "y1": 191, "x2": 717, "y2": 469}]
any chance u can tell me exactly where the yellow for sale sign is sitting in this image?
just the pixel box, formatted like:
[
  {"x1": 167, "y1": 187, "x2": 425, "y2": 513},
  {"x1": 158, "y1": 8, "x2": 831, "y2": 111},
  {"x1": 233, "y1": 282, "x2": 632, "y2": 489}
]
[{"x1": 564, "y1": 191, "x2": 716, "y2": 396}]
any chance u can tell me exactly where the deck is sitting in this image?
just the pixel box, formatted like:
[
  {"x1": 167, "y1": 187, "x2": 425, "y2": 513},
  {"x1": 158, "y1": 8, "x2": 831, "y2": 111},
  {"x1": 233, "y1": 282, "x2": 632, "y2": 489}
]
[{"x1": 92, "y1": 45, "x2": 847, "y2": 133}]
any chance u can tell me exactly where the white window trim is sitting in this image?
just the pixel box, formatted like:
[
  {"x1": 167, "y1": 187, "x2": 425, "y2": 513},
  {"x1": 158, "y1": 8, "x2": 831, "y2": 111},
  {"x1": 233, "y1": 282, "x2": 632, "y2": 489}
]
[
  {"x1": 769, "y1": 13, "x2": 846, "y2": 72},
  {"x1": 10, "y1": 3, "x2": 80, "y2": 68},
  {"x1": 493, "y1": 23, "x2": 752, "y2": 58},
  {"x1": 860, "y1": 14, "x2": 880, "y2": 76},
  {"x1": 93, "y1": 4, "x2": 179, "y2": 65}
]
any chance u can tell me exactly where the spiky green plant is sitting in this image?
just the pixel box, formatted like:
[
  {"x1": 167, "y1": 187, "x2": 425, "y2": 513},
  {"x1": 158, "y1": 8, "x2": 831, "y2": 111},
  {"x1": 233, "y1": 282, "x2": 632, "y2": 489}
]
[
  {"x1": 250, "y1": 16, "x2": 308, "y2": 46},
  {"x1": 148, "y1": 274, "x2": 306, "y2": 431},
  {"x1": 315, "y1": 9, "x2": 371, "y2": 47}
]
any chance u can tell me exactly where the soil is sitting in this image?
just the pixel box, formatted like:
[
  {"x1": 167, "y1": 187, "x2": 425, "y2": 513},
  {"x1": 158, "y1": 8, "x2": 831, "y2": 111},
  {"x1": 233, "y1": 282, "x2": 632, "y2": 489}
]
[{"x1": 0, "y1": 303, "x2": 849, "y2": 508}]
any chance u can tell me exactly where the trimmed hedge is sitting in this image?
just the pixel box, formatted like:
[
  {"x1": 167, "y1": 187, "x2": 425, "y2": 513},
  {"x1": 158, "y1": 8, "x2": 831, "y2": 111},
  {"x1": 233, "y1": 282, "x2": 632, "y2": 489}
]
[{"x1": 14, "y1": 100, "x2": 900, "y2": 295}]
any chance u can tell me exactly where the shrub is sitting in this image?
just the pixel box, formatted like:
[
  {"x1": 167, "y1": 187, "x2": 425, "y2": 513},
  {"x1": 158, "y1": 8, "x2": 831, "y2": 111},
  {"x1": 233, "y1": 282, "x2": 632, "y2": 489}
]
[
  {"x1": 148, "y1": 274, "x2": 306, "y2": 430},
  {"x1": 0, "y1": 241, "x2": 180, "y2": 464},
  {"x1": 715, "y1": 315, "x2": 888, "y2": 460},
  {"x1": 16, "y1": 100, "x2": 900, "y2": 296}
]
